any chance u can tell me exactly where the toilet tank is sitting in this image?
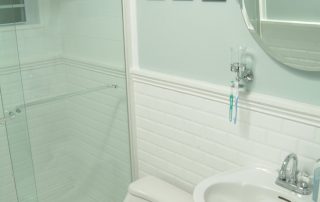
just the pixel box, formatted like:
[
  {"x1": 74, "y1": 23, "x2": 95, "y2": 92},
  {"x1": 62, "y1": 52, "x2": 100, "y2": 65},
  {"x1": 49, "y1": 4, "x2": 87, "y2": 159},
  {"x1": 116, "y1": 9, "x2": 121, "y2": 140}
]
[{"x1": 124, "y1": 176, "x2": 193, "y2": 202}]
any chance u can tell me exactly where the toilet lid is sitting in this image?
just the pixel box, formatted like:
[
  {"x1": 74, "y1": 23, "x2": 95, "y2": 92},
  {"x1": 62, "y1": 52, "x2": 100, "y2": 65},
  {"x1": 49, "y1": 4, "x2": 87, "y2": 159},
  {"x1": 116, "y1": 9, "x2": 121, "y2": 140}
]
[{"x1": 128, "y1": 176, "x2": 193, "y2": 202}]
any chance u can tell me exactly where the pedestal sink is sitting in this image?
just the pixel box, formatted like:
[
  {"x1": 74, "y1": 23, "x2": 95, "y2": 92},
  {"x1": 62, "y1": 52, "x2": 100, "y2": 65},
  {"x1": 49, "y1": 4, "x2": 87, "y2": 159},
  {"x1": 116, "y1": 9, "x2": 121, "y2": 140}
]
[{"x1": 193, "y1": 166, "x2": 313, "y2": 202}]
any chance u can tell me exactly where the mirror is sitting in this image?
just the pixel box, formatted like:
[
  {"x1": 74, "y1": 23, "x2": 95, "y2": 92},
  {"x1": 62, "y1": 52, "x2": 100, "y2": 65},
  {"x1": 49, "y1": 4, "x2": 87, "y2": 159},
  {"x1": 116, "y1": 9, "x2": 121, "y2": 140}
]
[{"x1": 240, "y1": 0, "x2": 320, "y2": 71}]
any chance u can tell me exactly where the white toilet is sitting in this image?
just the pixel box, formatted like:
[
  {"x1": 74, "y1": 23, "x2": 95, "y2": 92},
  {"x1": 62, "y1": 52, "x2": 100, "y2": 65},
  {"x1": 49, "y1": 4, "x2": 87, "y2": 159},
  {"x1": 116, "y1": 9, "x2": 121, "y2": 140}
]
[{"x1": 124, "y1": 176, "x2": 193, "y2": 202}]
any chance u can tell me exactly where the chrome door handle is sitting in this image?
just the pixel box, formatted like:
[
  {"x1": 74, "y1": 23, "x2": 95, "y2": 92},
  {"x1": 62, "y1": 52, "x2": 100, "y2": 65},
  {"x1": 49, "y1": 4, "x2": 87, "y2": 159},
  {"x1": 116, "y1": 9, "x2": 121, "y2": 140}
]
[{"x1": 0, "y1": 111, "x2": 17, "y2": 125}]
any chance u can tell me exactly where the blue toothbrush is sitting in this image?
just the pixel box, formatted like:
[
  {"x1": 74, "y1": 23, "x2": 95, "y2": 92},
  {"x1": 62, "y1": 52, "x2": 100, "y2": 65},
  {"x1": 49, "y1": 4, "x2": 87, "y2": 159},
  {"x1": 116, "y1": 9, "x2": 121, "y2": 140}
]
[
  {"x1": 233, "y1": 81, "x2": 239, "y2": 124},
  {"x1": 229, "y1": 81, "x2": 234, "y2": 122}
]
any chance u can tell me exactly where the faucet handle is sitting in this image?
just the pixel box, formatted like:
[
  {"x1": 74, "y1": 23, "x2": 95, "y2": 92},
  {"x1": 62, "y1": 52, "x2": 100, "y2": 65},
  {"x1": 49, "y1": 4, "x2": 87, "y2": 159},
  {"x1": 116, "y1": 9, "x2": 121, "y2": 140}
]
[
  {"x1": 298, "y1": 181, "x2": 309, "y2": 189},
  {"x1": 298, "y1": 171, "x2": 310, "y2": 180},
  {"x1": 297, "y1": 172, "x2": 312, "y2": 189}
]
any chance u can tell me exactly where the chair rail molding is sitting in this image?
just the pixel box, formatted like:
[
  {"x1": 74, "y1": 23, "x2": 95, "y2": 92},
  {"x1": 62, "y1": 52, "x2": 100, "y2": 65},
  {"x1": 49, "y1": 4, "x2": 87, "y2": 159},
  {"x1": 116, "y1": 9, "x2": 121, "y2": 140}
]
[{"x1": 130, "y1": 69, "x2": 320, "y2": 128}]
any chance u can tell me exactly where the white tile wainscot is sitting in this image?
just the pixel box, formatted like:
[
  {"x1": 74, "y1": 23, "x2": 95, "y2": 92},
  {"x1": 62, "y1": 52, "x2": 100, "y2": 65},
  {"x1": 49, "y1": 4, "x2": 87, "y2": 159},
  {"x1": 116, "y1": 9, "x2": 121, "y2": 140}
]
[{"x1": 130, "y1": 69, "x2": 320, "y2": 193}]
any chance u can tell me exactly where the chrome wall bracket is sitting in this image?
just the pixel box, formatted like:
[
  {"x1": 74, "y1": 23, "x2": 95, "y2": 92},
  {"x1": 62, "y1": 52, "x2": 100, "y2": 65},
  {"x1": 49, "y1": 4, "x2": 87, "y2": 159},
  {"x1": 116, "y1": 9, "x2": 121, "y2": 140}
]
[{"x1": 230, "y1": 62, "x2": 254, "y2": 82}]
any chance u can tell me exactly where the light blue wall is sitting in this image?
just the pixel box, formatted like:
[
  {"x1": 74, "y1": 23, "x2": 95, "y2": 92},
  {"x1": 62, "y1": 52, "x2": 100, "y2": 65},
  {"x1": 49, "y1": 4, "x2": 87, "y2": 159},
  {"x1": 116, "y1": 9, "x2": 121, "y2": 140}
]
[{"x1": 136, "y1": 0, "x2": 320, "y2": 106}]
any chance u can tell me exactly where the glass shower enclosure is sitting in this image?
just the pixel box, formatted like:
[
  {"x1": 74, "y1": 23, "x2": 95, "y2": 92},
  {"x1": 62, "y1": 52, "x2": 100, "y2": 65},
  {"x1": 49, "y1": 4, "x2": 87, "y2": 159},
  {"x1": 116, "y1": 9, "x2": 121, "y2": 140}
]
[{"x1": 0, "y1": 1, "x2": 131, "y2": 202}]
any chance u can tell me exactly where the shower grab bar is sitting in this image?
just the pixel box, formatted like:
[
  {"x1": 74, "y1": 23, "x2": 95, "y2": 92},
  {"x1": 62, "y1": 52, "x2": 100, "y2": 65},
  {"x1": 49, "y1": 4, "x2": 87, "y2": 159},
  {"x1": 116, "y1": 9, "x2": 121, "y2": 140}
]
[
  {"x1": 0, "y1": 84, "x2": 117, "y2": 125},
  {"x1": 17, "y1": 84, "x2": 118, "y2": 109}
]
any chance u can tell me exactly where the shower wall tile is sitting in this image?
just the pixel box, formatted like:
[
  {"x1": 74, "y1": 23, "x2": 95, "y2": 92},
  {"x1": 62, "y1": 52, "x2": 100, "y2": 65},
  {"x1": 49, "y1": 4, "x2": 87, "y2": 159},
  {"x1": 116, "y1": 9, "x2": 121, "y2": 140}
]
[
  {"x1": 62, "y1": 36, "x2": 125, "y2": 69},
  {"x1": 4, "y1": 58, "x2": 130, "y2": 202},
  {"x1": 16, "y1": 26, "x2": 63, "y2": 64},
  {"x1": 0, "y1": 31, "x2": 22, "y2": 69},
  {"x1": 16, "y1": 0, "x2": 62, "y2": 64},
  {"x1": 62, "y1": 62, "x2": 130, "y2": 202},
  {"x1": 60, "y1": 0, "x2": 125, "y2": 70},
  {"x1": 21, "y1": 63, "x2": 68, "y2": 102},
  {"x1": 0, "y1": 0, "x2": 128, "y2": 200},
  {"x1": 0, "y1": 126, "x2": 19, "y2": 202},
  {"x1": 22, "y1": 65, "x2": 71, "y2": 202},
  {"x1": 132, "y1": 71, "x2": 320, "y2": 193},
  {"x1": 0, "y1": 62, "x2": 65, "y2": 202}
]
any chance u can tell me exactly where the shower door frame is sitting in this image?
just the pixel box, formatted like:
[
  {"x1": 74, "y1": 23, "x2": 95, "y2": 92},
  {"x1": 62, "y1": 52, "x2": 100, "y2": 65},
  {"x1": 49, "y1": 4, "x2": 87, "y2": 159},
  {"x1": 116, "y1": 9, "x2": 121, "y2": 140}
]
[{"x1": 122, "y1": 0, "x2": 140, "y2": 181}]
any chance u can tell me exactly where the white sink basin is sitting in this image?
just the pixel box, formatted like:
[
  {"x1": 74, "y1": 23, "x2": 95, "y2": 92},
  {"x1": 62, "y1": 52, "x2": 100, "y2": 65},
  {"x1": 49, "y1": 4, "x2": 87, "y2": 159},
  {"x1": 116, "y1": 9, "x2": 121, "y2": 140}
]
[{"x1": 193, "y1": 166, "x2": 313, "y2": 202}]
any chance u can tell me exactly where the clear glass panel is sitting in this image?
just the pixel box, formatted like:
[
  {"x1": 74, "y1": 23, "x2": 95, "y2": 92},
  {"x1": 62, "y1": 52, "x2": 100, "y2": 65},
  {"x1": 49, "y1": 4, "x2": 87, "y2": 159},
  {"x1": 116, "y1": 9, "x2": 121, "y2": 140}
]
[
  {"x1": 0, "y1": 3, "x2": 38, "y2": 202},
  {"x1": 0, "y1": 104, "x2": 18, "y2": 202},
  {"x1": 15, "y1": 0, "x2": 132, "y2": 201}
]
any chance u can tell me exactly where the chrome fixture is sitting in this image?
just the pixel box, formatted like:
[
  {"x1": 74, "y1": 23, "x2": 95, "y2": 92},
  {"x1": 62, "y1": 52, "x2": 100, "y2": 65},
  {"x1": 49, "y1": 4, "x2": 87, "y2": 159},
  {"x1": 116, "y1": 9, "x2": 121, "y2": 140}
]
[
  {"x1": 0, "y1": 84, "x2": 117, "y2": 126},
  {"x1": 230, "y1": 62, "x2": 254, "y2": 82},
  {"x1": 17, "y1": 84, "x2": 117, "y2": 109},
  {"x1": 276, "y1": 153, "x2": 312, "y2": 195},
  {"x1": 0, "y1": 110, "x2": 18, "y2": 125},
  {"x1": 278, "y1": 153, "x2": 298, "y2": 183},
  {"x1": 230, "y1": 46, "x2": 254, "y2": 83}
]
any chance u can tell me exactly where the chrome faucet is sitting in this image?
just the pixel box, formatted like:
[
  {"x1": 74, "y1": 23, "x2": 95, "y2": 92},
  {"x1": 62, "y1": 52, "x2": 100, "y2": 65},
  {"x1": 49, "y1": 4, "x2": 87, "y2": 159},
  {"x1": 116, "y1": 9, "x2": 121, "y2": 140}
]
[
  {"x1": 278, "y1": 153, "x2": 298, "y2": 183},
  {"x1": 276, "y1": 153, "x2": 312, "y2": 195}
]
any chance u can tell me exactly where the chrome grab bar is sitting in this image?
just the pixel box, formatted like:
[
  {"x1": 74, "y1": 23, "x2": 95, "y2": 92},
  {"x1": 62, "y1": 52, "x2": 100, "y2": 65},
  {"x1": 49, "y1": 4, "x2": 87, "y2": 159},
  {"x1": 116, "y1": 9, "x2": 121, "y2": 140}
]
[
  {"x1": 0, "y1": 83, "x2": 117, "y2": 125},
  {"x1": 18, "y1": 84, "x2": 118, "y2": 109}
]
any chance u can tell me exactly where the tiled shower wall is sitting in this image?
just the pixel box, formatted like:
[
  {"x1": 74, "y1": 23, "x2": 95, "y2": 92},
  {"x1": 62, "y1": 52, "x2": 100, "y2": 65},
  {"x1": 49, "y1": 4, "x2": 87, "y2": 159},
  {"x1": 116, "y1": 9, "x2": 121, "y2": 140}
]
[
  {"x1": 0, "y1": 125, "x2": 17, "y2": 201},
  {"x1": 132, "y1": 71, "x2": 320, "y2": 193},
  {"x1": 64, "y1": 63, "x2": 131, "y2": 202},
  {"x1": 22, "y1": 60, "x2": 130, "y2": 202},
  {"x1": 0, "y1": 60, "x2": 130, "y2": 202},
  {"x1": 60, "y1": 0, "x2": 125, "y2": 70},
  {"x1": 0, "y1": 0, "x2": 128, "y2": 201}
]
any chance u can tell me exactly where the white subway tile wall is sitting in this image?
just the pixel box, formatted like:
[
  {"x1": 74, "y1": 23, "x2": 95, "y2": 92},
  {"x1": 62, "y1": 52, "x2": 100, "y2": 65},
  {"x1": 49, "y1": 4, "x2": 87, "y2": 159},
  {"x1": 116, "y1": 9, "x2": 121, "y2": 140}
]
[
  {"x1": 133, "y1": 75, "x2": 320, "y2": 193},
  {"x1": 0, "y1": 126, "x2": 18, "y2": 202},
  {"x1": 316, "y1": 128, "x2": 320, "y2": 143}
]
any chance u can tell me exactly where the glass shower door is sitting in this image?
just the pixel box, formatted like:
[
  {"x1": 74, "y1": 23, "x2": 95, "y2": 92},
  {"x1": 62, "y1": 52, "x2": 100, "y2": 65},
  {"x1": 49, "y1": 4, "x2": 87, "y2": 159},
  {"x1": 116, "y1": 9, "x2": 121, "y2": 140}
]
[
  {"x1": 0, "y1": 2, "x2": 38, "y2": 202},
  {"x1": 2, "y1": 0, "x2": 132, "y2": 201}
]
